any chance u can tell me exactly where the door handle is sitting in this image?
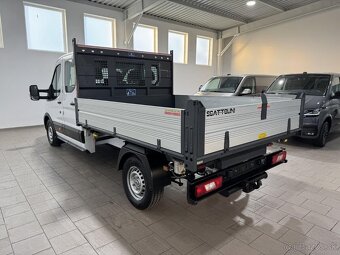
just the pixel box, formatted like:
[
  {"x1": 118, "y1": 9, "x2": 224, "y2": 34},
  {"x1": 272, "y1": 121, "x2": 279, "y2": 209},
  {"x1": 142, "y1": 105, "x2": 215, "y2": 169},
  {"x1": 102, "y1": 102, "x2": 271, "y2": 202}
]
[
  {"x1": 57, "y1": 101, "x2": 62, "y2": 104},
  {"x1": 70, "y1": 102, "x2": 75, "y2": 106}
]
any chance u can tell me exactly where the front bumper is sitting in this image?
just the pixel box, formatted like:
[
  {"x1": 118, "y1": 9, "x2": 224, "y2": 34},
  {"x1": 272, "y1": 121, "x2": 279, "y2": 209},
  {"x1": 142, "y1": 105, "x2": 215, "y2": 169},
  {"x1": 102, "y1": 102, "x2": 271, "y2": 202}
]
[
  {"x1": 300, "y1": 116, "x2": 320, "y2": 138},
  {"x1": 186, "y1": 150, "x2": 286, "y2": 204}
]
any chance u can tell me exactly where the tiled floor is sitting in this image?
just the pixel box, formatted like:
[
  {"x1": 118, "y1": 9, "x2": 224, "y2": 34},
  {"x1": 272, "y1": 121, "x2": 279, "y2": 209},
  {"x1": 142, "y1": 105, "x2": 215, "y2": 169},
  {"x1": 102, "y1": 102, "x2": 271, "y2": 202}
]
[{"x1": 0, "y1": 125, "x2": 340, "y2": 255}]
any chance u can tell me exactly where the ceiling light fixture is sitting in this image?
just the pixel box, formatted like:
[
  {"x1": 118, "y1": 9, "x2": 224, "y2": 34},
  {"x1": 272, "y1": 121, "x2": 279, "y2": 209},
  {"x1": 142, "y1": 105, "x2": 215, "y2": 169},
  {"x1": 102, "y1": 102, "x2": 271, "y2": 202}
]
[{"x1": 246, "y1": 0, "x2": 256, "y2": 6}]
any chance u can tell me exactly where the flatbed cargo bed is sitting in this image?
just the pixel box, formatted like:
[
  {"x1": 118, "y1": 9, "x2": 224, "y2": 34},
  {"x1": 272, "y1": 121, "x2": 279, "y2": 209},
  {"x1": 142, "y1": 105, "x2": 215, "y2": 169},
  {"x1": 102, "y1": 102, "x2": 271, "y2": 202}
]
[
  {"x1": 76, "y1": 93, "x2": 303, "y2": 171},
  {"x1": 72, "y1": 41, "x2": 304, "y2": 171}
]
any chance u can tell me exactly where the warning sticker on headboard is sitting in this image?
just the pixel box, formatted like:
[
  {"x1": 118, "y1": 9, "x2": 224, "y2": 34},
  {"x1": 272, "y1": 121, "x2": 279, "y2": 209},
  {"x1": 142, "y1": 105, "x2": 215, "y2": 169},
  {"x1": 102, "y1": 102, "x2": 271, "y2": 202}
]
[{"x1": 164, "y1": 109, "x2": 181, "y2": 117}]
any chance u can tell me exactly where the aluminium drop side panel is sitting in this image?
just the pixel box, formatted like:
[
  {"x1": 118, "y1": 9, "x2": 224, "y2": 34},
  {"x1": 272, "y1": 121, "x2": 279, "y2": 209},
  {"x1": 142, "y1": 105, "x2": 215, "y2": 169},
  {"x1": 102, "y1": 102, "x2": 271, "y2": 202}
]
[
  {"x1": 202, "y1": 96, "x2": 302, "y2": 155},
  {"x1": 77, "y1": 98, "x2": 183, "y2": 153}
]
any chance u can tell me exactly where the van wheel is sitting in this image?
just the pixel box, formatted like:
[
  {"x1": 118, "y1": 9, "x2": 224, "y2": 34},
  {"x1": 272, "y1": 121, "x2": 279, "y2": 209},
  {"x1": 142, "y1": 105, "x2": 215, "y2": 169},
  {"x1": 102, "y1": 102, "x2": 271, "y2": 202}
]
[
  {"x1": 46, "y1": 119, "x2": 61, "y2": 147},
  {"x1": 122, "y1": 156, "x2": 163, "y2": 210},
  {"x1": 314, "y1": 121, "x2": 329, "y2": 147}
]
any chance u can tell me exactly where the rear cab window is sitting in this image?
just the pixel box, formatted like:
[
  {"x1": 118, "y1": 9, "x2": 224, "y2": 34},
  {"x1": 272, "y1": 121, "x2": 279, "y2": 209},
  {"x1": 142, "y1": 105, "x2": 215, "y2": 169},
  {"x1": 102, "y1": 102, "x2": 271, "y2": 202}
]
[{"x1": 65, "y1": 59, "x2": 76, "y2": 93}]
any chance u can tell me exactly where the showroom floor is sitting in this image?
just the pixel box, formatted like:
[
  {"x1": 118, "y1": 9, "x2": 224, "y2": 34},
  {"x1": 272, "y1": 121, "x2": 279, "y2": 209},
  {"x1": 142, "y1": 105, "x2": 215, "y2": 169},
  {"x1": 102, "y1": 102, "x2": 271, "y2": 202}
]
[{"x1": 0, "y1": 126, "x2": 340, "y2": 255}]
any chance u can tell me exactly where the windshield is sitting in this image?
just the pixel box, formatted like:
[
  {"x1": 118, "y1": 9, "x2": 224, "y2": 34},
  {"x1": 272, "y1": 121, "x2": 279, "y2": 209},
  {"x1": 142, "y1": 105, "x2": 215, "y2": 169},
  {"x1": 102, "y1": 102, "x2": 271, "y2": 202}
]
[
  {"x1": 200, "y1": 77, "x2": 243, "y2": 93},
  {"x1": 267, "y1": 74, "x2": 331, "y2": 96}
]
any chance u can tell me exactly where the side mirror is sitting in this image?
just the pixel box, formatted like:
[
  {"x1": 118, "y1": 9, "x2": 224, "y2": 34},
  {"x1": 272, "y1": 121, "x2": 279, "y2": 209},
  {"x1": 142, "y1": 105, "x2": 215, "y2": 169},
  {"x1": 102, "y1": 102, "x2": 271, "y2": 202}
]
[
  {"x1": 331, "y1": 91, "x2": 340, "y2": 99},
  {"x1": 241, "y1": 88, "x2": 252, "y2": 95},
  {"x1": 29, "y1": 85, "x2": 40, "y2": 101},
  {"x1": 199, "y1": 85, "x2": 203, "y2": 91}
]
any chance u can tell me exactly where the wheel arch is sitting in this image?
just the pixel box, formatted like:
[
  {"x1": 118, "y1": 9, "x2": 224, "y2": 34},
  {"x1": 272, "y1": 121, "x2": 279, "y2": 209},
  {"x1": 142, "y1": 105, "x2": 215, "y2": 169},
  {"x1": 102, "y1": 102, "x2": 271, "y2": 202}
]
[
  {"x1": 117, "y1": 143, "x2": 171, "y2": 189},
  {"x1": 117, "y1": 144, "x2": 148, "y2": 171},
  {"x1": 324, "y1": 115, "x2": 332, "y2": 130},
  {"x1": 43, "y1": 113, "x2": 52, "y2": 129}
]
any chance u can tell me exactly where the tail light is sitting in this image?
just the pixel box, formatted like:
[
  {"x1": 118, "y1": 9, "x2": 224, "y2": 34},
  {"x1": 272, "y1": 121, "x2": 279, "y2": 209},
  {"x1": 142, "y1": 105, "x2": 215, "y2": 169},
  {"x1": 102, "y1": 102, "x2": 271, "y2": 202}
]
[
  {"x1": 195, "y1": 176, "x2": 223, "y2": 198},
  {"x1": 272, "y1": 151, "x2": 287, "y2": 165},
  {"x1": 197, "y1": 163, "x2": 206, "y2": 172}
]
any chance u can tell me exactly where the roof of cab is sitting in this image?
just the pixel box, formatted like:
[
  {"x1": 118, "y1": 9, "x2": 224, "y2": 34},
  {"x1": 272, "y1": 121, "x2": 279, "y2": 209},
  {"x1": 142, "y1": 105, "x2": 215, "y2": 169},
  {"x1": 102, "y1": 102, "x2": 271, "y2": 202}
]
[
  {"x1": 57, "y1": 52, "x2": 73, "y2": 62},
  {"x1": 279, "y1": 73, "x2": 340, "y2": 76},
  {"x1": 213, "y1": 74, "x2": 277, "y2": 78}
]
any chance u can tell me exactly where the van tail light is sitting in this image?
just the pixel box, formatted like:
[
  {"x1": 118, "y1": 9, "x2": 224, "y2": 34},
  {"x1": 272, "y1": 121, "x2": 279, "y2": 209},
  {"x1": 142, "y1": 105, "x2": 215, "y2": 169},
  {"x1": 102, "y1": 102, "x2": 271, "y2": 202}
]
[
  {"x1": 195, "y1": 176, "x2": 223, "y2": 198},
  {"x1": 272, "y1": 151, "x2": 287, "y2": 165}
]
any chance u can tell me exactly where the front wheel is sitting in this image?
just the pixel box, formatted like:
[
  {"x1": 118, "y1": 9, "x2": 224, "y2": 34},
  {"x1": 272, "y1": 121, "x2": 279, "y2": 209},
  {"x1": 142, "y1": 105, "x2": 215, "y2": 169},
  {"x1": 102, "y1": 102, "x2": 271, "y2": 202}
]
[
  {"x1": 122, "y1": 156, "x2": 163, "y2": 210},
  {"x1": 314, "y1": 121, "x2": 329, "y2": 147},
  {"x1": 46, "y1": 119, "x2": 62, "y2": 147}
]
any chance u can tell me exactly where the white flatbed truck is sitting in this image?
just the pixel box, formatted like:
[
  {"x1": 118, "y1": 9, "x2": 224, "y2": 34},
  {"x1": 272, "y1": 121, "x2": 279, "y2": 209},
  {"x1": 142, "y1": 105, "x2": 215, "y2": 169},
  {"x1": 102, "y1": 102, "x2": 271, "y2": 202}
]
[{"x1": 29, "y1": 40, "x2": 305, "y2": 209}]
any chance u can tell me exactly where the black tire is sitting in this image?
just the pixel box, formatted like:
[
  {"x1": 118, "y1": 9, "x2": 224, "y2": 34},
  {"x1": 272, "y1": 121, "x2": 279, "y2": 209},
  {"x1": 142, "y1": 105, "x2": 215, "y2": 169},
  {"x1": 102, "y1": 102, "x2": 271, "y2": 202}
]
[
  {"x1": 122, "y1": 156, "x2": 163, "y2": 210},
  {"x1": 314, "y1": 121, "x2": 329, "y2": 147},
  {"x1": 46, "y1": 119, "x2": 62, "y2": 147}
]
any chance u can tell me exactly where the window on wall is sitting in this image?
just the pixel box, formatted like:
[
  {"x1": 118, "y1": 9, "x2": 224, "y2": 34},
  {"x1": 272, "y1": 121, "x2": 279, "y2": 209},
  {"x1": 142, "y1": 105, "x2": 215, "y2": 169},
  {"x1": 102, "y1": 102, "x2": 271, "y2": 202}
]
[
  {"x1": 84, "y1": 14, "x2": 116, "y2": 48},
  {"x1": 0, "y1": 15, "x2": 4, "y2": 48},
  {"x1": 168, "y1": 30, "x2": 188, "y2": 64},
  {"x1": 133, "y1": 24, "x2": 158, "y2": 53},
  {"x1": 24, "y1": 2, "x2": 67, "y2": 52},
  {"x1": 196, "y1": 36, "x2": 213, "y2": 66}
]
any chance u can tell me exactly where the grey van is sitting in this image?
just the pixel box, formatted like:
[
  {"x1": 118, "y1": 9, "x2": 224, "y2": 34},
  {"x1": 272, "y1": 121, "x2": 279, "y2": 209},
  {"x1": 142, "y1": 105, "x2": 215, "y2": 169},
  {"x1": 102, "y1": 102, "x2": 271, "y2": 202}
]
[
  {"x1": 196, "y1": 74, "x2": 276, "y2": 96},
  {"x1": 266, "y1": 73, "x2": 340, "y2": 147}
]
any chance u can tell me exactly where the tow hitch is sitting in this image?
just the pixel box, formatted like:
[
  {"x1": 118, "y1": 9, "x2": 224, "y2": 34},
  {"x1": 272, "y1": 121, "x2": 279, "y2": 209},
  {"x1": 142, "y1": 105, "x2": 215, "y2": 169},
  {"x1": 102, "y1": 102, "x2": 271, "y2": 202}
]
[{"x1": 241, "y1": 172, "x2": 267, "y2": 193}]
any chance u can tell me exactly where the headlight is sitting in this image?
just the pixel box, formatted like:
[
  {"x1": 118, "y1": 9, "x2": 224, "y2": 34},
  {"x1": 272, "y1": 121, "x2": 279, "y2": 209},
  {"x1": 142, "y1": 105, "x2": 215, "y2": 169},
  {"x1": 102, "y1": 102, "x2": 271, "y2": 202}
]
[{"x1": 304, "y1": 108, "x2": 321, "y2": 116}]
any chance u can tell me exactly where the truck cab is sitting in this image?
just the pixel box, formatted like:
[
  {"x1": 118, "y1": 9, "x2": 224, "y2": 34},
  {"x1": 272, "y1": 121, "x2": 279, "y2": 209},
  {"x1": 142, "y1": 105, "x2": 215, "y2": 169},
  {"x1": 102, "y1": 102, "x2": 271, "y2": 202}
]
[
  {"x1": 266, "y1": 73, "x2": 340, "y2": 147},
  {"x1": 30, "y1": 53, "x2": 86, "y2": 149}
]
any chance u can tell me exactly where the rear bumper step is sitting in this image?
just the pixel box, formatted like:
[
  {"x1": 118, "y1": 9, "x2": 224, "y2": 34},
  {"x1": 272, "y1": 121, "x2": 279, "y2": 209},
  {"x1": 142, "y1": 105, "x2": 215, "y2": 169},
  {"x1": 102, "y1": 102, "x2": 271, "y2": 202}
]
[
  {"x1": 219, "y1": 172, "x2": 267, "y2": 197},
  {"x1": 186, "y1": 150, "x2": 286, "y2": 204}
]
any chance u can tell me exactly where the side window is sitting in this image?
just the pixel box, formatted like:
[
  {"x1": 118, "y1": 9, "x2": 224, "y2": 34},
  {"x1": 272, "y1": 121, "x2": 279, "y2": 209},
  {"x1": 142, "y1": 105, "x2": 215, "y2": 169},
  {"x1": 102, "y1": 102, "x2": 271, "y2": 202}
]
[
  {"x1": 255, "y1": 77, "x2": 274, "y2": 93},
  {"x1": 241, "y1": 77, "x2": 256, "y2": 93},
  {"x1": 331, "y1": 76, "x2": 340, "y2": 93},
  {"x1": 65, "y1": 60, "x2": 76, "y2": 93},
  {"x1": 51, "y1": 64, "x2": 62, "y2": 99},
  {"x1": 206, "y1": 78, "x2": 220, "y2": 90}
]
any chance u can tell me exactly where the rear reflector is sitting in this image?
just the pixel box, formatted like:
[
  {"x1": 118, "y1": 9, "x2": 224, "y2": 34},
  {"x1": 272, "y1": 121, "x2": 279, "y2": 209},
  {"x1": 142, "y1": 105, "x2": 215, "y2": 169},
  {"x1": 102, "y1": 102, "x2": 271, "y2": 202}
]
[
  {"x1": 272, "y1": 151, "x2": 287, "y2": 165},
  {"x1": 195, "y1": 176, "x2": 223, "y2": 198},
  {"x1": 197, "y1": 163, "x2": 206, "y2": 172}
]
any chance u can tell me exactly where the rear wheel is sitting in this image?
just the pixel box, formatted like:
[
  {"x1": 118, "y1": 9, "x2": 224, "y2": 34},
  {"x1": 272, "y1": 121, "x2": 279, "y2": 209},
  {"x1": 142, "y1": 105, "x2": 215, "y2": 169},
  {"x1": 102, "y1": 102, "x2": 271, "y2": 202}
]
[
  {"x1": 46, "y1": 119, "x2": 61, "y2": 146},
  {"x1": 314, "y1": 121, "x2": 329, "y2": 147},
  {"x1": 122, "y1": 156, "x2": 163, "y2": 210}
]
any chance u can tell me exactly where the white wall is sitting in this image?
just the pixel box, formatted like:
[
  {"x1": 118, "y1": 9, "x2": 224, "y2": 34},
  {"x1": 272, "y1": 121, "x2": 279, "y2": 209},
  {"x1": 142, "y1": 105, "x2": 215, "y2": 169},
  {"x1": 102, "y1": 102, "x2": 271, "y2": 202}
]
[
  {"x1": 138, "y1": 18, "x2": 218, "y2": 95},
  {"x1": 0, "y1": 0, "x2": 217, "y2": 129},
  {"x1": 224, "y1": 7, "x2": 340, "y2": 76}
]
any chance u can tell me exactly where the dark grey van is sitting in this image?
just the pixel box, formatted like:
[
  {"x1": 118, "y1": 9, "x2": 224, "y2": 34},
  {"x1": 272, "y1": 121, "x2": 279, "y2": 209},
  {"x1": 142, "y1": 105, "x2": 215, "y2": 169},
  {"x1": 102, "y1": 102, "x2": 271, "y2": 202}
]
[
  {"x1": 196, "y1": 75, "x2": 276, "y2": 96},
  {"x1": 266, "y1": 73, "x2": 340, "y2": 147}
]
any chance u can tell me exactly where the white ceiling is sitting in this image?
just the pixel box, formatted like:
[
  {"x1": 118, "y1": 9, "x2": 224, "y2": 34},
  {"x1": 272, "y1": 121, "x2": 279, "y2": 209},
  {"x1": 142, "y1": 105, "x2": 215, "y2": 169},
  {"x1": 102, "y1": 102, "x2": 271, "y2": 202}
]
[{"x1": 68, "y1": 0, "x2": 339, "y2": 32}]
